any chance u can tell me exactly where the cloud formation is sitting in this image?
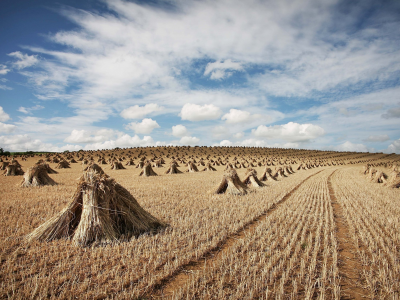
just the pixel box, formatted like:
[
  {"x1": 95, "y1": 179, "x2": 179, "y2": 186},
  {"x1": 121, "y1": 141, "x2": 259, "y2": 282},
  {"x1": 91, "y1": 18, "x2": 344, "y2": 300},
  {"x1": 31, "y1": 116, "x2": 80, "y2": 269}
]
[
  {"x1": 333, "y1": 141, "x2": 370, "y2": 153},
  {"x1": 172, "y1": 124, "x2": 188, "y2": 137},
  {"x1": 120, "y1": 103, "x2": 163, "y2": 119},
  {"x1": 8, "y1": 51, "x2": 39, "y2": 69},
  {"x1": 180, "y1": 136, "x2": 200, "y2": 145},
  {"x1": 18, "y1": 105, "x2": 44, "y2": 114},
  {"x1": 386, "y1": 139, "x2": 400, "y2": 154},
  {"x1": 125, "y1": 118, "x2": 160, "y2": 134},
  {"x1": 0, "y1": 0, "x2": 399, "y2": 152},
  {"x1": 382, "y1": 107, "x2": 400, "y2": 119},
  {"x1": 83, "y1": 134, "x2": 158, "y2": 150},
  {"x1": 362, "y1": 135, "x2": 390, "y2": 143},
  {"x1": 0, "y1": 84, "x2": 12, "y2": 90},
  {"x1": 233, "y1": 132, "x2": 244, "y2": 139},
  {"x1": 0, "y1": 134, "x2": 81, "y2": 152},
  {"x1": 0, "y1": 122, "x2": 16, "y2": 133},
  {"x1": 64, "y1": 129, "x2": 117, "y2": 143},
  {"x1": 252, "y1": 122, "x2": 325, "y2": 142},
  {"x1": 204, "y1": 59, "x2": 244, "y2": 80},
  {"x1": 0, "y1": 65, "x2": 10, "y2": 75},
  {"x1": 221, "y1": 109, "x2": 261, "y2": 124},
  {"x1": 0, "y1": 107, "x2": 10, "y2": 122},
  {"x1": 219, "y1": 139, "x2": 233, "y2": 146},
  {"x1": 180, "y1": 103, "x2": 222, "y2": 121}
]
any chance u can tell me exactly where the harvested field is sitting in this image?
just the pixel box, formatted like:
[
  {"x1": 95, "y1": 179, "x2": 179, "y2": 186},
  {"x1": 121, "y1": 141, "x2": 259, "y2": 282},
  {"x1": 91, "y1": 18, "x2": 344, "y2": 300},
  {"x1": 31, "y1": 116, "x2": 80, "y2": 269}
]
[{"x1": 0, "y1": 147, "x2": 399, "y2": 299}]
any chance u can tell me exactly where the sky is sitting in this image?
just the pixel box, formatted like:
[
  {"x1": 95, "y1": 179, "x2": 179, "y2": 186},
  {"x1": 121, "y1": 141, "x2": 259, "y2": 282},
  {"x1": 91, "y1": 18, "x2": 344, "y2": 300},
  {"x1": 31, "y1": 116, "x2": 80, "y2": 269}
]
[{"x1": 0, "y1": 0, "x2": 399, "y2": 153}]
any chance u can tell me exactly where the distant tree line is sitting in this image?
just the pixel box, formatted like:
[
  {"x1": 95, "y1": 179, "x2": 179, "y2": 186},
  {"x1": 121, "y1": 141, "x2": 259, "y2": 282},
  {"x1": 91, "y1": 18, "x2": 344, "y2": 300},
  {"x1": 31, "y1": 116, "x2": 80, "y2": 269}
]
[
  {"x1": 0, "y1": 148, "x2": 11, "y2": 156},
  {"x1": 0, "y1": 148, "x2": 54, "y2": 156}
]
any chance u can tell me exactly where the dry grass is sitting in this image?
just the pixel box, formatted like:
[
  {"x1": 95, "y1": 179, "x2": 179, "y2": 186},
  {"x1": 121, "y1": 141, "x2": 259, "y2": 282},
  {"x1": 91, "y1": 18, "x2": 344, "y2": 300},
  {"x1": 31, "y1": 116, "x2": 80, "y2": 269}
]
[
  {"x1": 171, "y1": 169, "x2": 340, "y2": 299},
  {"x1": 0, "y1": 147, "x2": 398, "y2": 299},
  {"x1": 331, "y1": 167, "x2": 400, "y2": 299}
]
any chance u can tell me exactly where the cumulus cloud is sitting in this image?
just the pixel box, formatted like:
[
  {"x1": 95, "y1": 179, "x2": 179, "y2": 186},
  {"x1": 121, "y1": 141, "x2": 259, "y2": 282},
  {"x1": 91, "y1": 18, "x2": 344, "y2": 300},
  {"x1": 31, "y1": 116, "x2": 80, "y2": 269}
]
[
  {"x1": 120, "y1": 103, "x2": 163, "y2": 119},
  {"x1": 0, "y1": 107, "x2": 10, "y2": 122},
  {"x1": 233, "y1": 132, "x2": 244, "y2": 139},
  {"x1": 386, "y1": 139, "x2": 400, "y2": 154},
  {"x1": 362, "y1": 135, "x2": 390, "y2": 143},
  {"x1": 0, "y1": 64, "x2": 10, "y2": 75},
  {"x1": 83, "y1": 134, "x2": 156, "y2": 150},
  {"x1": 64, "y1": 129, "x2": 116, "y2": 143},
  {"x1": 125, "y1": 118, "x2": 160, "y2": 134},
  {"x1": 219, "y1": 139, "x2": 233, "y2": 146},
  {"x1": 180, "y1": 103, "x2": 222, "y2": 121},
  {"x1": 1, "y1": 0, "x2": 399, "y2": 151},
  {"x1": 18, "y1": 105, "x2": 44, "y2": 114},
  {"x1": 172, "y1": 124, "x2": 188, "y2": 137},
  {"x1": 0, "y1": 132, "x2": 165, "y2": 152},
  {"x1": 252, "y1": 122, "x2": 325, "y2": 142},
  {"x1": 221, "y1": 109, "x2": 261, "y2": 124},
  {"x1": 0, "y1": 134, "x2": 82, "y2": 152},
  {"x1": 180, "y1": 136, "x2": 200, "y2": 145},
  {"x1": 8, "y1": 51, "x2": 39, "y2": 69},
  {"x1": 333, "y1": 141, "x2": 370, "y2": 152},
  {"x1": 382, "y1": 107, "x2": 400, "y2": 119},
  {"x1": 0, "y1": 122, "x2": 16, "y2": 133},
  {"x1": 204, "y1": 59, "x2": 244, "y2": 80}
]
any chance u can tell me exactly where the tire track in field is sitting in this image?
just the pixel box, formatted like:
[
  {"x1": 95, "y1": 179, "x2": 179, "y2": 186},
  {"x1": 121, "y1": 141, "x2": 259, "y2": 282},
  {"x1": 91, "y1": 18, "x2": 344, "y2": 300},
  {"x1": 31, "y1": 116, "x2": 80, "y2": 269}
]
[
  {"x1": 327, "y1": 170, "x2": 368, "y2": 300},
  {"x1": 151, "y1": 169, "x2": 324, "y2": 299}
]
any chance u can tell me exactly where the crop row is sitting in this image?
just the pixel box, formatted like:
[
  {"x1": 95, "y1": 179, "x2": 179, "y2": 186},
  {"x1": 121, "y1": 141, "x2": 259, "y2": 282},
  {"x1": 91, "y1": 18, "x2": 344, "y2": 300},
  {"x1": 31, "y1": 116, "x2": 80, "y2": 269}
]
[{"x1": 169, "y1": 169, "x2": 340, "y2": 299}]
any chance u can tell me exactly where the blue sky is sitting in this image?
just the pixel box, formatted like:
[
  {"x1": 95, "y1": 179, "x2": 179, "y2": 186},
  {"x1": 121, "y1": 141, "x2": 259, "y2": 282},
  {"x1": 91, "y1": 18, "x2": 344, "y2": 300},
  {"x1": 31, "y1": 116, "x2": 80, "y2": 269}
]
[{"x1": 0, "y1": 0, "x2": 399, "y2": 153}]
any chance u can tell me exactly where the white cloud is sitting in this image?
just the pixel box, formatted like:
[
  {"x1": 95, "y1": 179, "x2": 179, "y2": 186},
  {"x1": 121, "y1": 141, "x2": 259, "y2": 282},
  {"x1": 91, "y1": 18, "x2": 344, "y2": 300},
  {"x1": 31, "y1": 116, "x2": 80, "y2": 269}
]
[
  {"x1": 18, "y1": 105, "x2": 44, "y2": 114},
  {"x1": 0, "y1": 132, "x2": 167, "y2": 152},
  {"x1": 209, "y1": 70, "x2": 226, "y2": 80},
  {"x1": 64, "y1": 129, "x2": 116, "y2": 143},
  {"x1": 236, "y1": 138, "x2": 268, "y2": 147},
  {"x1": 0, "y1": 85, "x2": 12, "y2": 90},
  {"x1": 233, "y1": 132, "x2": 244, "y2": 139},
  {"x1": 386, "y1": 139, "x2": 400, "y2": 154},
  {"x1": 180, "y1": 136, "x2": 200, "y2": 145},
  {"x1": 180, "y1": 103, "x2": 222, "y2": 121},
  {"x1": 8, "y1": 51, "x2": 39, "y2": 69},
  {"x1": 1, "y1": 0, "x2": 399, "y2": 151},
  {"x1": 125, "y1": 118, "x2": 160, "y2": 134},
  {"x1": 281, "y1": 142, "x2": 300, "y2": 149},
  {"x1": 204, "y1": 59, "x2": 244, "y2": 80},
  {"x1": 219, "y1": 139, "x2": 233, "y2": 146},
  {"x1": 362, "y1": 134, "x2": 390, "y2": 143},
  {"x1": 83, "y1": 134, "x2": 156, "y2": 150},
  {"x1": 221, "y1": 109, "x2": 261, "y2": 124},
  {"x1": 0, "y1": 107, "x2": 10, "y2": 122},
  {"x1": 333, "y1": 141, "x2": 370, "y2": 152},
  {"x1": 0, "y1": 134, "x2": 82, "y2": 152},
  {"x1": 120, "y1": 103, "x2": 163, "y2": 119},
  {"x1": 172, "y1": 124, "x2": 188, "y2": 137},
  {"x1": 252, "y1": 122, "x2": 325, "y2": 142},
  {"x1": 0, "y1": 122, "x2": 16, "y2": 133},
  {"x1": 0, "y1": 64, "x2": 10, "y2": 75},
  {"x1": 292, "y1": 88, "x2": 400, "y2": 147},
  {"x1": 10, "y1": 0, "x2": 400, "y2": 108}
]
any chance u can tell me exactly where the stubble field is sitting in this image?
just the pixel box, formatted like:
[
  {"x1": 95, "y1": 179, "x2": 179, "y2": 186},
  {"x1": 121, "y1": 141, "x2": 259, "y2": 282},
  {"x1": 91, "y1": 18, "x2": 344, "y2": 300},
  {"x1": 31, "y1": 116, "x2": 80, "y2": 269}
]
[{"x1": 0, "y1": 146, "x2": 399, "y2": 299}]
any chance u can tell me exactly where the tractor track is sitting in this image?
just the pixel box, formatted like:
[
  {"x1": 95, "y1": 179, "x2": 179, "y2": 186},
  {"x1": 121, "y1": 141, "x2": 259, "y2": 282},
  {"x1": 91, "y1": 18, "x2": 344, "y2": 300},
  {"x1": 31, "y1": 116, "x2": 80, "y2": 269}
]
[{"x1": 328, "y1": 170, "x2": 368, "y2": 300}]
